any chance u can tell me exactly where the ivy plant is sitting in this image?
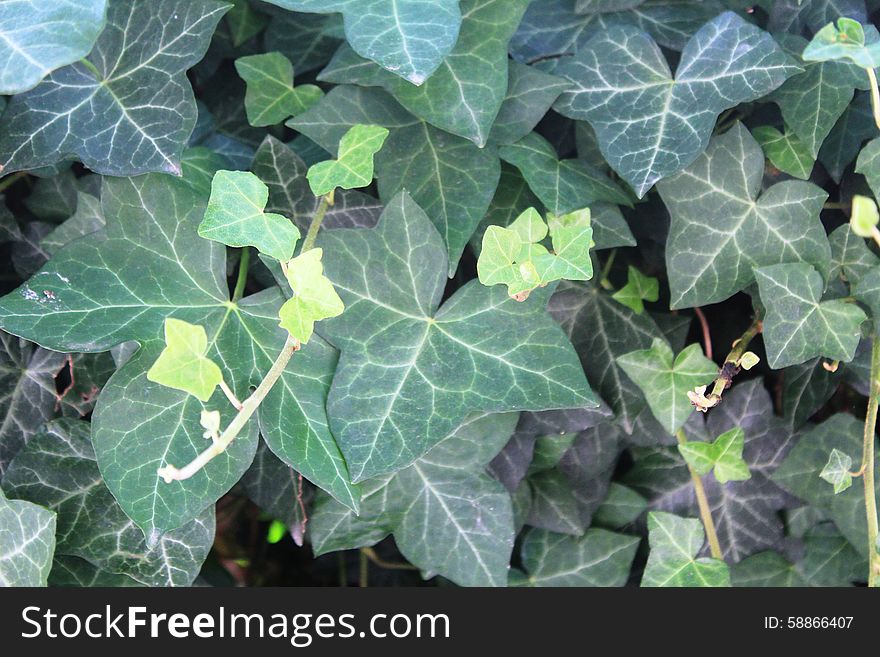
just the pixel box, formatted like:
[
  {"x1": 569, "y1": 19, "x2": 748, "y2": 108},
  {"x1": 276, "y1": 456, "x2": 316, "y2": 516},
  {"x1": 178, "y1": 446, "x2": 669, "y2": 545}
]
[{"x1": 3, "y1": 0, "x2": 880, "y2": 589}]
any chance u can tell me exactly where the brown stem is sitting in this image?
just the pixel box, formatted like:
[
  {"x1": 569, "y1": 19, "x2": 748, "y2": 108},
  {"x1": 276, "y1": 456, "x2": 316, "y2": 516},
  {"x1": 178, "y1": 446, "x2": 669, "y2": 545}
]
[{"x1": 694, "y1": 307, "x2": 712, "y2": 360}]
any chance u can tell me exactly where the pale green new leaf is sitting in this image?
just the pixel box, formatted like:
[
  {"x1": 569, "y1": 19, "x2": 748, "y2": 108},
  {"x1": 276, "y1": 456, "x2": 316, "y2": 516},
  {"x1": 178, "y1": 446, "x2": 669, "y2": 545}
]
[
  {"x1": 752, "y1": 126, "x2": 814, "y2": 180},
  {"x1": 0, "y1": 0, "x2": 107, "y2": 95},
  {"x1": 0, "y1": 486, "x2": 55, "y2": 586},
  {"x1": 316, "y1": 191, "x2": 596, "y2": 481},
  {"x1": 660, "y1": 123, "x2": 830, "y2": 309},
  {"x1": 612, "y1": 266, "x2": 659, "y2": 314},
  {"x1": 263, "y1": 0, "x2": 461, "y2": 85},
  {"x1": 318, "y1": 0, "x2": 529, "y2": 147},
  {"x1": 755, "y1": 263, "x2": 866, "y2": 369},
  {"x1": 3, "y1": 420, "x2": 213, "y2": 586},
  {"x1": 553, "y1": 12, "x2": 800, "y2": 196},
  {"x1": 678, "y1": 427, "x2": 751, "y2": 484},
  {"x1": 278, "y1": 248, "x2": 345, "y2": 343},
  {"x1": 820, "y1": 448, "x2": 854, "y2": 494},
  {"x1": 617, "y1": 338, "x2": 717, "y2": 436},
  {"x1": 803, "y1": 18, "x2": 880, "y2": 69},
  {"x1": 641, "y1": 511, "x2": 730, "y2": 587},
  {"x1": 199, "y1": 170, "x2": 301, "y2": 261},
  {"x1": 234, "y1": 52, "x2": 323, "y2": 126},
  {"x1": 0, "y1": 0, "x2": 229, "y2": 176},
  {"x1": 307, "y1": 124, "x2": 389, "y2": 196},
  {"x1": 146, "y1": 319, "x2": 224, "y2": 403}
]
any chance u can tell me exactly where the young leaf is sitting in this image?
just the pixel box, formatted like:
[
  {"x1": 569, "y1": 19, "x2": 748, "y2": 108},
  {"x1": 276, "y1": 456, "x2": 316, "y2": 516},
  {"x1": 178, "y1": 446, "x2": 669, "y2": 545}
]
[
  {"x1": 146, "y1": 319, "x2": 224, "y2": 402},
  {"x1": 641, "y1": 511, "x2": 730, "y2": 587},
  {"x1": 315, "y1": 191, "x2": 597, "y2": 481},
  {"x1": 755, "y1": 263, "x2": 866, "y2": 369},
  {"x1": 234, "y1": 52, "x2": 323, "y2": 126},
  {"x1": 263, "y1": 0, "x2": 462, "y2": 85},
  {"x1": 0, "y1": 486, "x2": 56, "y2": 586},
  {"x1": 612, "y1": 266, "x2": 659, "y2": 314},
  {"x1": 0, "y1": 0, "x2": 229, "y2": 176},
  {"x1": 3, "y1": 420, "x2": 214, "y2": 586},
  {"x1": 752, "y1": 126, "x2": 815, "y2": 179},
  {"x1": 851, "y1": 195, "x2": 879, "y2": 237},
  {"x1": 199, "y1": 170, "x2": 301, "y2": 261},
  {"x1": 0, "y1": 175, "x2": 354, "y2": 537},
  {"x1": 306, "y1": 124, "x2": 389, "y2": 196},
  {"x1": 278, "y1": 248, "x2": 345, "y2": 343},
  {"x1": 617, "y1": 338, "x2": 718, "y2": 436},
  {"x1": 678, "y1": 427, "x2": 751, "y2": 484},
  {"x1": 553, "y1": 12, "x2": 800, "y2": 196},
  {"x1": 0, "y1": 0, "x2": 107, "y2": 95},
  {"x1": 819, "y1": 448, "x2": 854, "y2": 494},
  {"x1": 803, "y1": 18, "x2": 880, "y2": 68},
  {"x1": 660, "y1": 123, "x2": 830, "y2": 309}
]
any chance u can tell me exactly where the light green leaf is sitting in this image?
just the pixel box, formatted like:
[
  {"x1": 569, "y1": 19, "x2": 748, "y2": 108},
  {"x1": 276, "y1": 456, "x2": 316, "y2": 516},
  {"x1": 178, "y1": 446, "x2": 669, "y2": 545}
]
[
  {"x1": 3, "y1": 420, "x2": 213, "y2": 586},
  {"x1": 310, "y1": 413, "x2": 518, "y2": 586},
  {"x1": 851, "y1": 195, "x2": 879, "y2": 237},
  {"x1": 641, "y1": 511, "x2": 730, "y2": 587},
  {"x1": 820, "y1": 448, "x2": 854, "y2": 494},
  {"x1": 146, "y1": 319, "x2": 224, "y2": 403},
  {"x1": 660, "y1": 123, "x2": 830, "y2": 309},
  {"x1": 263, "y1": 0, "x2": 462, "y2": 85},
  {"x1": 0, "y1": 0, "x2": 107, "y2": 95},
  {"x1": 316, "y1": 191, "x2": 597, "y2": 481},
  {"x1": 803, "y1": 18, "x2": 880, "y2": 68},
  {"x1": 307, "y1": 124, "x2": 389, "y2": 196},
  {"x1": 755, "y1": 263, "x2": 866, "y2": 369},
  {"x1": 199, "y1": 170, "x2": 300, "y2": 261},
  {"x1": 498, "y1": 132, "x2": 631, "y2": 215},
  {"x1": 318, "y1": 0, "x2": 529, "y2": 147},
  {"x1": 0, "y1": 486, "x2": 55, "y2": 586},
  {"x1": 617, "y1": 338, "x2": 717, "y2": 436},
  {"x1": 516, "y1": 528, "x2": 639, "y2": 587},
  {"x1": 553, "y1": 11, "x2": 800, "y2": 196},
  {"x1": 234, "y1": 52, "x2": 323, "y2": 126},
  {"x1": 752, "y1": 126, "x2": 815, "y2": 180},
  {"x1": 278, "y1": 248, "x2": 345, "y2": 343},
  {"x1": 612, "y1": 266, "x2": 659, "y2": 314},
  {"x1": 678, "y1": 427, "x2": 751, "y2": 484},
  {"x1": 0, "y1": 174, "x2": 354, "y2": 537},
  {"x1": 0, "y1": 0, "x2": 229, "y2": 176}
]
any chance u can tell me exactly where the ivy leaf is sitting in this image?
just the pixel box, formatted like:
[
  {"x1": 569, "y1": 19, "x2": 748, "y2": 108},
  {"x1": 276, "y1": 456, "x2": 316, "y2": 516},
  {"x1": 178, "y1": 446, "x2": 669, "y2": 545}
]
[
  {"x1": 306, "y1": 124, "x2": 389, "y2": 196},
  {"x1": 0, "y1": 486, "x2": 55, "y2": 586},
  {"x1": 617, "y1": 338, "x2": 717, "y2": 436},
  {"x1": 553, "y1": 12, "x2": 800, "y2": 196},
  {"x1": 199, "y1": 170, "x2": 301, "y2": 261},
  {"x1": 263, "y1": 0, "x2": 461, "y2": 85},
  {"x1": 310, "y1": 413, "x2": 519, "y2": 587},
  {"x1": 489, "y1": 62, "x2": 571, "y2": 145},
  {"x1": 515, "y1": 528, "x2": 639, "y2": 587},
  {"x1": 678, "y1": 427, "x2": 751, "y2": 484},
  {"x1": 226, "y1": 0, "x2": 268, "y2": 47},
  {"x1": 660, "y1": 123, "x2": 831, "y2": 309},
  {"x1": 0, "y1": 0, "x2": 107, "y2": 95},
  {"x1": 856, "y1": 136, "x2": 880, "y2": 198},
  {"x1": 3, "y1": 420, "x2": 213, "y2": 586},
  {"x1": 612, "y1": 266, "x2": 659, "y2": 314},
  {"x1": 755, "y1": 263, "x2": 866, "y2": 369},
  {"x1": 752, "y1": 126, "x2": 814, "y2": 180},
  {"x1": 146, "y1": 319, "x2": 224, "y2": 402},
  {"x1": 278, "y1": 248, "x2": 345, "y2": 343},
  {"x1": 803, "y1": 18, "x2": 880, "y2": 68},
  {"x1": 234, "y1": 52, "x2": 323, "y2": 126},
  {"x1": 498, "y1": 132, "x2": 631, "y2": 214},
  {"x1": 0, "y1": 0, "x2": 229, "y2": 176},
  {"x1": 820, "y1": 448, "x2": 854, "y2": 494},
  {"x1": 49, "y1": 556, "x2": 140, "y2": 587},
  {"x1": 781, "y1": 358, "x2": 844, "y2": 429},
  {"x1": 318, "y1": 0, "x2": 530, "y2": 147},
  {"x1": 316, "y1": 191, "x2": 596, "y2": 481},
  {"x1": 820, "y1": 91, "x2": 880, "y2": 182},
  {"x1": 641, "y1": 511, "x2": 730, "y2": 587},
  {"x1": 593, "y1": 483, "x2": 648, "y2": 529},
  {"x1": 0, "y1": 174, "x2": 353, "y2": 537},
  {"x1": 264, "y1": 10, "x2": 344, "y2": 76}
]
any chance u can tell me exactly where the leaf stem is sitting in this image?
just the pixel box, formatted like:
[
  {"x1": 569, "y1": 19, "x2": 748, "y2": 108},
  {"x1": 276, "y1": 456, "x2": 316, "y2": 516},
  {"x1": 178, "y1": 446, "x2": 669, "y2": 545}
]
[
  {"x1": 862, "y1": 338, "x2": 880, "y2": 587},
  {"x1": 0, "y1": 171, "x2": 26, "y2": 194},
  {"x1": 360, "y1": 547, "x2": 418, "y2": 571},
  {"x1": 158, "y1": 335, "x2": 301, "y2": 483},
  {"x1": 232, "y1": 247, "x2": 251, "y2": 302},
  {"x1": 301, "y1": 191, "x2": 334, "y2": 253},
  {"x1": 675, "y1": 428, "x2": 723, "y2": 560},
  {"x1": 709, "y1": 317, "x2": 763, "y2": 399},
  {"x1": 866, "y1": 67, "x2": 880, "y2": 132},
  {"x1": 359, "y1": 549, "x2": 369, "y2": 587},
  {"x1": 599, "y1": 249, "x2": 616, "y2": 289},
  {"x1": 693, "y1": 307, "x2": 712, "y2": 360},
  {"x1": 218, "y1": 380, "x2": 243, "y2": 410}
]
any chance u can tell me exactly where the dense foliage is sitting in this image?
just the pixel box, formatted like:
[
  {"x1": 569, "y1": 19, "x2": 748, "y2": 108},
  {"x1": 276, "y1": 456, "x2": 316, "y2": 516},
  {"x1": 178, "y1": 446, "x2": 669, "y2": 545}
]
[{"x1": 1, "y1": 0, "x2": 880, "y2": 588}]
